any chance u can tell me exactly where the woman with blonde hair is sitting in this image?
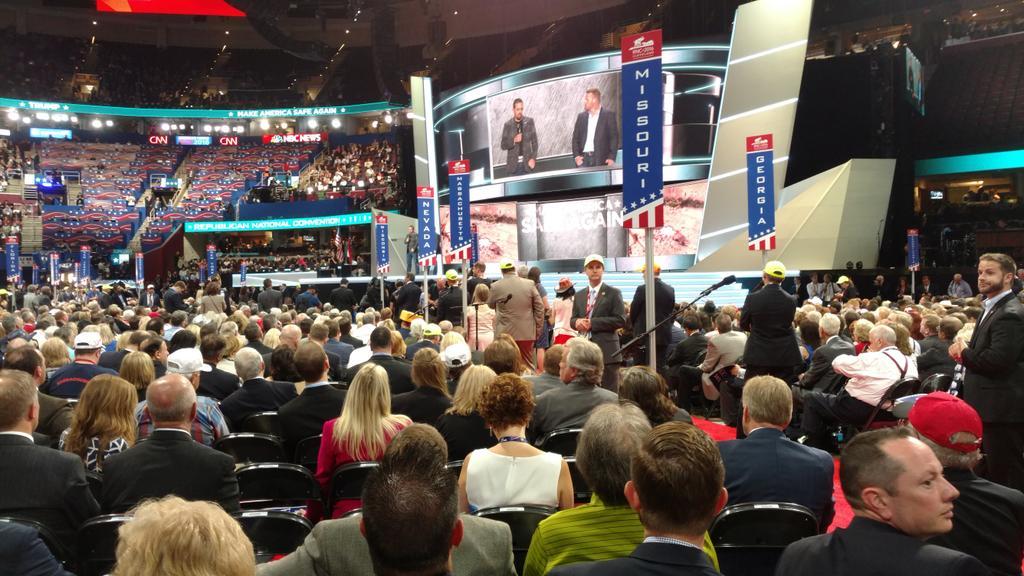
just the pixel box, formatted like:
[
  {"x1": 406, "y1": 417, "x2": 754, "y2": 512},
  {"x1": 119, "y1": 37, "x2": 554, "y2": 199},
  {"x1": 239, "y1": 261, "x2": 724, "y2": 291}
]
[
  {"x1": 217, "y1": 331, "x2": 242, "y2": 375},
  {"x1": 263, "y1": 327, "x2": 281, "y2": 350},
  {"x1": 120, "y1": 351, "x2": 156, "y2": 402},
  {"x1": 312, "y1": 363, "x2": 411, "y2": 520},
  {"x1": 466, "y1": 283, "x2": 496, "y2": 351},
  {"x1": 390, "y1": 330, "x2": 407, "y2": 359},
  {"x1": 458, "y1": 373, "x2": 573, "y2": 512},
  {"x1": 436, "y1": 365, "x2": 497, "y2": 460},
  {"x1": 112, "y1": 496, "x2": 254, "y2": 576},
  {"x1": 60, "y1": 375, "x2": 137, "y2": 472},
  {"x1": 392, "y1": 348, "x2": 452, "y2": 425},
  {"x1": 440, "y1": 331, "x2": 466, "y2": 353},
  {"x1": 852, "y1": 319, "x2": 874, "y2": 354},
  {"x1": 41, "y1": 337, "x2": 71, "y2": 378}
]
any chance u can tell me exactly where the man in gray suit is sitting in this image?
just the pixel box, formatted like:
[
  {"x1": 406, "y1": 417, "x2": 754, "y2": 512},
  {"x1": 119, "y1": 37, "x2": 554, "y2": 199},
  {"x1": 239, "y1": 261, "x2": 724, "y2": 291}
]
[
  {"x1": 257, "y1": 278, "x2": 283, "y2": 312},
  {"x1": 530, "y1": 338, "x2": 617, "y2": 441},
  {"x1": 795, "y1": 313, "x2": 855, "y2": 396},
  {"x1": 571, "y1": 254, "x2": 626, "y2": 391},
  {"x1": 699, "y1": 313, "x2": 747, "y2": 427},
  {"x1": 258, "y1": 424, "x2": 515, "y2": 576},
  {"x1": 500, "y1": 98, "x2": 539, "y2": 177}
]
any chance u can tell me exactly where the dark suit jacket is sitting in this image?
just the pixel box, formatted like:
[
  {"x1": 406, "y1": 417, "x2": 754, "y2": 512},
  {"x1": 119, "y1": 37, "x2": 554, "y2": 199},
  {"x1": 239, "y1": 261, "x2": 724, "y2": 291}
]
[
  {"x1": 101, "y1": 429, "x2": 240, "y2": 514},
  {"x1": 257, "y1": 288, "x2": 284, "y2": 312},
  {"x1": 500, "y1": 116, "x2": 539, "y2": 167},
  {"x1": 344, "y1": 353, "x2": 414, "y2": 395},
  {"x1": 97, "y1": 349, "x2": 128, "y2": 371},
  {"x1": 775, "y1": 516, "x2": 988, "y2": 576},
  {"x1": 325, "y1": 350, "x2": 344, "y2": 382},
  {"x1": 629, "y1": 279, "x2": 676, "y2": 346},
  {"x1": 798, "y1": 336, "x2": 855, "y2": 392},
  {"x1": 139, "y1": 290, "x2": 161, "y2": 309},
  {"x1": 666, "y1": 333, "x2": 709, "y2": 368},
  {"x1": 328, "y1": 286, "x2": 358, "y2": 312},
  {"x1": 219, "y1": 378, "x2": 298, "y2": 429},
  {"x1": 918, "y1": 335, "x2": 943, "y2": 357},
  {"x1": 278, "y1": 385, "x2": 347, "y2": 456},
  {"x1": 245, "y1": 339, "x2": 273, "y2": 356},
  {"x1": 571, "y1": 107, "x2": 618, "y2": 164},
  {"x1": 740, "y1": 284, "x2": 801, "y2": 368},
  {"x1": 718, "y1": 428, "x2": 835, "y2": 530},
  {"x1": 0, "y1": 434, "x2": 100, "y2": 549},
  {"x1": 394, "y1": 283, "x2": 422, "y2": 314},
  {"x1": 163, "y1": 288, "x2": 188, "y2": 313},
  {"x1": 198, "y1": 365, "x2": 241, "y2": 401},
  {"x1": 437, "y1": 287, "x2": 465, "y2": 326},
  {"x1": 571, "y1": 284, "x2": 627, "y2": 364},
  {"x1": 550, "y1": 542, "x2": 718, "y2": 576},
  {"x1": 0, "y1": 522, "x2": 74, "y2": 576},
  {"x1": 324, "y1": 339, "x2": 354, "y2": 367},
  {"x1": 391, "y1": 386, "x2": 452, "y2": 425},
  {"x1": 917, "y1": 346, "x2": 957, "y2": 381},
  {"x1": 340, "y1": 334, "x2": 363, "y2": 348},
  {"x1": 36, "y1": 393, "x2": 73, "y2": 439},
  {"x1": 405, "y1": 339, "x2": 440, "y2": 361},
  {"x1": 961, "y1": 293, "x2": 1024, "y2": 422},
  {"x1": 929, "y1": 467, "x2": 1024, "y2": 576}
]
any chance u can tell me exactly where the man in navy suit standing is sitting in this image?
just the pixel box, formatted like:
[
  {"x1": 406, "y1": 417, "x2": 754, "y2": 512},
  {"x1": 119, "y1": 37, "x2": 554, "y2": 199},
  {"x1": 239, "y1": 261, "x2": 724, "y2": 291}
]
[
  {"x1": 718, "y1": 376, "x2": 835, "y2": 531},
  {"x1": 629, "y1": 262, "x2": 676, "y2": 371},
  {"x1": 571, "y1": 88, "x2": 618, "y2": 168},
  {"x1": 739, "y1": 261, "x2": 801, "y2": 384}
]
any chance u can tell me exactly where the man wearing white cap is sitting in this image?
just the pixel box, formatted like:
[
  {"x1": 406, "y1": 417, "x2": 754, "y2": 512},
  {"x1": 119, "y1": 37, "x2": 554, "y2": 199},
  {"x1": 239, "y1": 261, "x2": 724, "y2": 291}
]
[
  {"x1": 489, "y1": 259, "x2": 545, "y2": 371},
  {"x1": 571, "y1": 254, "x2": 626, "y2": 391},
  {"x1": 41, "y1": 332, "x2": 118, "y2": 399},
  {"x1": 140, "y1": 284, "x2": 161, "y2": 309}
]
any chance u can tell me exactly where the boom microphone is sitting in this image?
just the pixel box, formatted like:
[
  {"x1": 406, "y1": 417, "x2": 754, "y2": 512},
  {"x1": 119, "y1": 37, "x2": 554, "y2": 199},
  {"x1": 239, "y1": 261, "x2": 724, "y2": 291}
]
[{"x1": 711, "y1": 275, "x2": 737, "y2": 291}]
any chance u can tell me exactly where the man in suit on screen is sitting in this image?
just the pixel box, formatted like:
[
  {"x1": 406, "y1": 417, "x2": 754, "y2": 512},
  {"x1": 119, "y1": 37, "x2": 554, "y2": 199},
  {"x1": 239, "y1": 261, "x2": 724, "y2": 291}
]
[
  {"x1": 571, "y1": 88, "x2": 618, "y2": 168},
  {"x1": 500, "y1": 98, "x2": 539, "y2": 177}
]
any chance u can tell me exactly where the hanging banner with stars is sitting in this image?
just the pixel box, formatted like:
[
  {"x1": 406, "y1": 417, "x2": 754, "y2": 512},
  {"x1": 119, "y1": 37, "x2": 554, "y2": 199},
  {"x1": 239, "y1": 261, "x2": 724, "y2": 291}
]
[
  {"x1": 417, "y1": 186, "x2": 438, "y2": 267},
  {"x1": 746, "y1": 133, "x2": 776, "y2": 251},
  {"x1": 621, "y1": 29, "x2": 664, "y2": 228}
]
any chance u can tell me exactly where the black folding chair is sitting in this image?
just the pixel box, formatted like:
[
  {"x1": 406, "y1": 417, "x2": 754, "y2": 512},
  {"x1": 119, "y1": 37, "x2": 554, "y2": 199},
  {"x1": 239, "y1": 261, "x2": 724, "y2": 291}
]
[
  {"x1": 239, "y1": 412, "x2": 283, "y2": 438},
  {"x1": 445, "y1": 460, "x2": 463, "y2": 481},
  {"x1": 473, "y1": 506, "x2": 555, "y2": 576},
  {"x1": 236, "y1": 463, "x2": 320, "y2": 509},
  {"x1": 233, "y1": 510, "x2": 312, "y2": 564},
  {"x1": 214, "y1": 433, "x2": 287, "y2": 464},
  {"x1": 564, "y1": 457, "x2": 592, "y2": 504},
  {"x1": 293, "y1": 434, "x2": 322, "y2": 471},
  {"x1": 85, "y1": 470, "x2": 103, "y2": 503},
  {"x1": 920, "y1": 373, "x2": 954, "y2": 393},
  {"x1": 326, "y1": 461, "x2": 379, "y2": 519},
  {"x1": 709, "y1": 502, "x2": 819, "y2": 576},
  {"x1": 0, "y1": 516, "x2": 72, "y2": 568},
  {"x1": 535, "y1": 428, "x2": 582, "y2": 456},
  {"x1": 861, "y1": 377, "x2": 921, "y2": 431},
  {"x1": 76, "y1": 514, "x2": 131, "y2": 576}
]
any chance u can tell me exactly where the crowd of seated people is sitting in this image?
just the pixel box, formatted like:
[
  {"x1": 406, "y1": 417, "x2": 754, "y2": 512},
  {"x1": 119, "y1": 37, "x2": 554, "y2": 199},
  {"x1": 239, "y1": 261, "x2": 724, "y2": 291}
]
[
  {"x1": 0, "y1": 252, "x2": 1023, "y2": 576},
  {"x1": 304, "y1": 141, "x2": 403, "y2": 209},
  {"x1": 0, "y1": 137, "x2": 27, "y2": 191},
  {"x1": 0, "y1": 28, "x2": 88, "y2": 101}
]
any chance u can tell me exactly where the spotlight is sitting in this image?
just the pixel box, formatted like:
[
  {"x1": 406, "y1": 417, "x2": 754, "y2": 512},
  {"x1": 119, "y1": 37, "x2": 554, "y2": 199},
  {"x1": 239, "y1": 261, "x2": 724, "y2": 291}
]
[
  {"x1": 357, "y1": 179, "x2": 365, "y2": 187},
  {"x1": 22, "y1": 117, "x2": 31, "y2": 124},
  {"x1": 202, "y1": 125, "x2": 212, "y2": 132},
  {"x1": 104, "y1": 119, "x2": 113, "y2": 127},
  {"x1": 91, "y1": 119, "x2": 102, "y2": 128},
  {"x1": 330, "y1": 118, "x2": 341, "y2": 129},
  {"x1": 219, "y1": 125, "x2": 229, "y2": 132},
  {"x1": 259, "y1": 119, "x2": 270, "y2": 130},
  {"x1": 307, "y1": 118, "x2": 318, "y2": 129},
  {"x1": 70, "y1": 116, "x2": 78, "y2": 123},
  {"x1": 306, "y1": 186, "x2": 313, "y2": 194},
  {"x1": 279, "y1": 122, "x2": 288, "y2": 130},
  {"x1": 233, "y1": 126, "x2": 244, "y2": 133},
  {"x1": 160, "y1": 122, "x2": 170, "y2": 131},
  {"x1": 384, "y1": 113, "x2": 393, "y2": 124},
  {"x1": 371, "y1": 120, "x2": 379, "y2": 129},
  {"x1": 6, "y1": 110, "x2": 19, "y2": 121},
  {"x1": 36, "y1": 112, "x2": 49, "y2": 121}
]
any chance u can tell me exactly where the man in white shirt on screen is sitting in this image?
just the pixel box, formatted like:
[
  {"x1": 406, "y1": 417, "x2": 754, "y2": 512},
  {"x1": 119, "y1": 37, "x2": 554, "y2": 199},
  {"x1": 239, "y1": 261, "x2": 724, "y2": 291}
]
[{"x1": 571, "y1": 88, "x2": 618, "y2": 168}]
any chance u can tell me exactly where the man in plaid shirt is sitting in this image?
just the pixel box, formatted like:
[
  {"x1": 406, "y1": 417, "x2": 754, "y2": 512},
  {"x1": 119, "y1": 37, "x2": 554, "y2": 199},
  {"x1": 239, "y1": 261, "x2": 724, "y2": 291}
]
[{"x1": 136, "y1": 348, "x2": 229, "y2": 446}]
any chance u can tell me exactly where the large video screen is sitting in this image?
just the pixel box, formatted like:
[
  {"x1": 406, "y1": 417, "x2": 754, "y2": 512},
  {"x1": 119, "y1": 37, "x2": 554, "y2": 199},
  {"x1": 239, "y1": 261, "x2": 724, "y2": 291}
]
[
  {"x1": 96, "y1": 0, "x2": 245, "y2": 16},
  {"x1": 433, "y1": 45, "x2": 729, "y2": 199},
  {"x1": 905, "y1": 47, "x2": 925, "y2": 115},
  {"x1": 438, "y1": 181, "x2": 707, "y2": 268}
]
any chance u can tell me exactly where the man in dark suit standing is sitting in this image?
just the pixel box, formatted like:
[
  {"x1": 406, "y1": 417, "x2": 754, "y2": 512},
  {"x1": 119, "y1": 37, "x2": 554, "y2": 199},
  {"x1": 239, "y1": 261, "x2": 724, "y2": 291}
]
[
  {"x1": 394, "y1": 272, "x2": 422, "y2": 316},
  {"x1": 101, "y1": 374, "x2": 240, "y2": 514},
  {"x1": 571, "y1": 88, "x2": 618, "y2": 168},
  {"x1": 949, "y1": 252, "x2": 1024, "y2": 492},
  {"x1": 328, "y1": 278, "x2": 358, "y2": 314},
  {"x1": 343, "y1": 326, "x2": 413, "y2": 394},
  {"x1": 775, "y1": 428, "x2": 988, "y2": 576},
  {"x1": 0, "y1": 369, "x2": 99, "y2": 551},
  {"x1": 550, "y1": 422, "x2": 725, "y2": 576},
  {"x1": 500, "y1": 98, "x2": 539, "y2": 176},
  {"x1": 257, "y1": 278, "x2": 283, "y2": 312},
  {"x1": 278, "y1": 343, "x2": 347, "y2": 457},
  {"x1": 219, "y1": 348, "x2": 296, "y2": 429},
  {"x1": 629, "y1": 263, "x2": 676, "y2": 371},
  {"x1": 163, "y1": 281, "x2": 190, "y2": 313},
  {"x1": 719, "y1": 376, "x2": 834, "y2": 531},
  {"x1": 795, "y1": 313, "x2": 855, "y2": 395},
  {"x1": 571, "y1": 254, "x2": 626, "y2": 391},
  {"x1": 740, "y1": 261, "x2": 801, "y2": 384},
  {"x1": 139, "y1": 284, "x2": 161, "y2": 309}
]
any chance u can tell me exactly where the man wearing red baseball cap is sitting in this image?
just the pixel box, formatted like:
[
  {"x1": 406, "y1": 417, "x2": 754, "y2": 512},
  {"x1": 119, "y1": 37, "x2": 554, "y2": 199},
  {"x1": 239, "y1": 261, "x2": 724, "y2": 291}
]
[{"x1": 909, "y1": 392, "x2": 1024, "y2": 576}]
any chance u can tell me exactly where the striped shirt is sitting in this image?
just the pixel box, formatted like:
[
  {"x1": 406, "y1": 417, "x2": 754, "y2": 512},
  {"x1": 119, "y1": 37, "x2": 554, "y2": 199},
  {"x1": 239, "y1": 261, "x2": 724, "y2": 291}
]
[
  {"x1": 522, "y1": 494, "x2": 718, "y2": 575},
  {"x1": 135, "y1": 396, "x2": 229, "y2": 447}
]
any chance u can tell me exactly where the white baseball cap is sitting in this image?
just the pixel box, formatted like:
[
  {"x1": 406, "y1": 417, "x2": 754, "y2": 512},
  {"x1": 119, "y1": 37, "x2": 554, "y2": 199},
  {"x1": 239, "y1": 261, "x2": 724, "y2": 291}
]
[
  {"x1": 74, "y1": 332, "x2": 104, "y2": 350},
  {"x1": 166, "y1": 348, "x2": 211, "y2": 374}
]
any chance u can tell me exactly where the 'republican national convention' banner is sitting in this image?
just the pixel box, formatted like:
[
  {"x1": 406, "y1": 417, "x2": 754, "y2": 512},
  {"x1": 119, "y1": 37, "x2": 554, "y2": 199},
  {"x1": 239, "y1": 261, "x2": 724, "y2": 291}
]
[
  {"x1": 447, "y1": 160, "x2": 472, "y2": 262},
  {"x1": 621, "y1": 29, "x2": 664, "y2": 229},
  {"x1": 375, "y1": 213, "x2": 390, "y2": 275},
  {"x1": 746, "y1": 134, "x2": 776, "y2": 251},
  {"x1": 417, "y1": 186, "x2": 438, "y2": 267}
]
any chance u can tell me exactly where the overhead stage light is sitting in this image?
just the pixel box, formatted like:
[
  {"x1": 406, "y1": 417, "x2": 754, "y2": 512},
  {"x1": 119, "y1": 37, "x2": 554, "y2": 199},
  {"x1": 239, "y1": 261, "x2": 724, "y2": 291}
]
[
  {"x1": 330, "y1": 118, "x2": 341, "y2": 129},
  {"x1": 104, "y1": 119, "x2": 113, "y2": 127},
  {"x1": 307, "y1": 118, "x2": 318, "y2": 129},
  {"x1": 384, "y1": 113, "x2": 393, "y2": 124},
  {"x1": 259, "y1": 119, "x2": 270, "y2": 130},
  {"x1": 91, "y1": 119, "x2": 102, "y2": 128},
  {"x1": 6, "y1": 110, "x2": 18, "y2": 121},
  {"x1": 160, "y1": 123, "x2": 170, "y2": 131}
]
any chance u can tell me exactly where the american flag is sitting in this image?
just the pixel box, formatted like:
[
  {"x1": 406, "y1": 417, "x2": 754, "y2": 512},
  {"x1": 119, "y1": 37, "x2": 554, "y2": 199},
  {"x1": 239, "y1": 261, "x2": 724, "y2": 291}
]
[
  {"x1": 333, "y1": 228, "x2": 343, "y2": 261},
  {"x1": 748, "y1": 233, "x2": 777, "y2": 251},
  {"x1": 623, "y1": 202, "x2": 664, "y2": 228}
]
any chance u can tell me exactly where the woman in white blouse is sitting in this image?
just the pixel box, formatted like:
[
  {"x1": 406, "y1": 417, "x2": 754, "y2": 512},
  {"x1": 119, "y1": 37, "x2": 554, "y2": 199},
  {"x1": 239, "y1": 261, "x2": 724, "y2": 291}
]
[{"x1": 458, "y1": 373, "x2": 573, "y2": 512}]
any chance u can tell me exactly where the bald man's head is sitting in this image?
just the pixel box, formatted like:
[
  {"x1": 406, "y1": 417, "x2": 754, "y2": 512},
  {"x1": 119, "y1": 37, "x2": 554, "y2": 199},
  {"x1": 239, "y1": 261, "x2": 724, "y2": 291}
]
[
  {"x1": 280, "y1": 325, "x2": 302, "y2": 350},
  {"x1": 146, "y1": 374, "x2": 197, "y2": 427}
]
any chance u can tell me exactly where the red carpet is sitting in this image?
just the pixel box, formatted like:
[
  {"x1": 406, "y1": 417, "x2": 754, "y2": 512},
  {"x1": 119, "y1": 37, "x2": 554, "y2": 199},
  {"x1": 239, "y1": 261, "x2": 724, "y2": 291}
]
[{"x1": 692, "y1": 417, "x2": 852, "y2": 532}]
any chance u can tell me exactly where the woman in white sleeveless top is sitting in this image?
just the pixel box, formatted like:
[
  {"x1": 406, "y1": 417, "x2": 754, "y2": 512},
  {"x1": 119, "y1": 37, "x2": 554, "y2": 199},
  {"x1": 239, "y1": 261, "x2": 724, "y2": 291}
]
[{"x1": 459, "y1": 373, "x2": 574, "y2": 512}]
